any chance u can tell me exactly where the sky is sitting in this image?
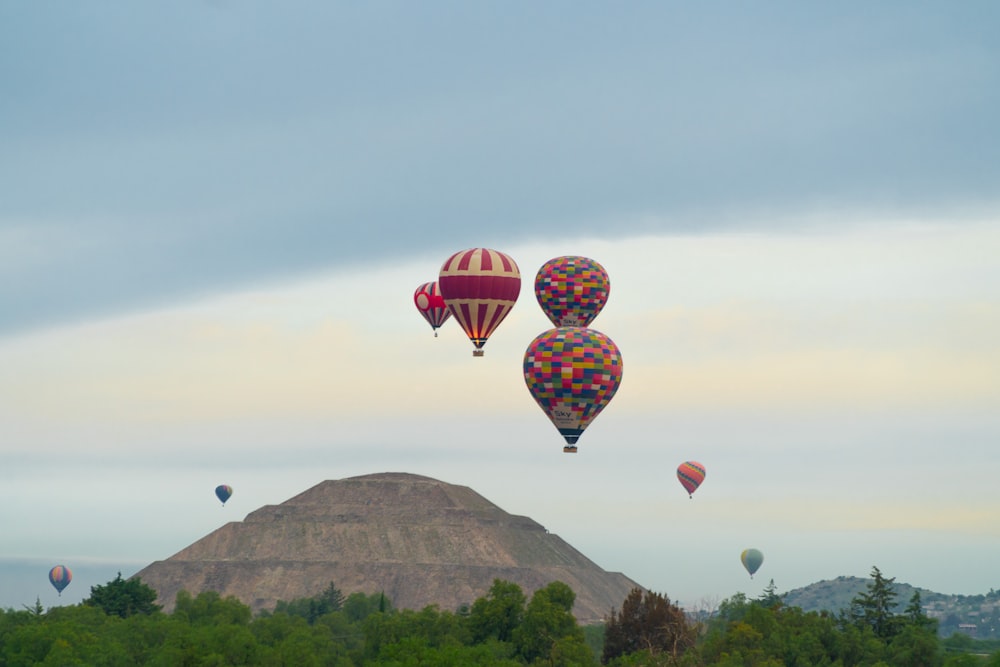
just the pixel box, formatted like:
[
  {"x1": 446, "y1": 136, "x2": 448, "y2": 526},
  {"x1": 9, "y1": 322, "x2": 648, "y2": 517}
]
[{"x1": 2, "y1": 1, "x2": 999, "y2": 611}]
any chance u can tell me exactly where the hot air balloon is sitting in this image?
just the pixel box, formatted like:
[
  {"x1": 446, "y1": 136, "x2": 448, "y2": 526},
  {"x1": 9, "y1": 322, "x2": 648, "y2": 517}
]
[
  {"x1": 48, "y1": 565, "x2": 72, "y2": 596},
  {"x1": 534, "y1": 256, "x2": 610, "y2": 327},
  {"x1": 413, "y1": 281, "x2": 451, "y2": 336},
  {"x1": 677, "y1": 461, "x2": 706, "y2": 498},
  {"x1": 741, "y1": 548, "x2": 764, "y2": 578},
  {"x1": 523, "y1": 327, "x2": 623, "y2": 453},
  {"x1": 215, "y1": 484, "x2": 233, "y2": 506},
  {"x1": 438, "y1": 248, "x2": 520, "y2": 356}
]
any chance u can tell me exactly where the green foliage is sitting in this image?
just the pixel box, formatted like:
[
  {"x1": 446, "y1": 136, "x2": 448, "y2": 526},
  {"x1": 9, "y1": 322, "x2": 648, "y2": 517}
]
[
  {"x1": 943, "y1": 654, "x2": 984, "y2": 667},
  {"x1": 371, "y1": 635, "x2": 523, "y2": 666},
  {"x1": 1, "y1": 604, "x2": 129, "y2": 666},
  {"x1": 513, "y1": 581, "x2": 595, "y2": 666},
  {"x1": 343, "y1": 591, "x2": 393, "y2": 623},
  {"x1": 941, "y1": 632, "x2": 1000, "y2": 663},
  {"x1": 583, "y1": 623, "x2": 605, "y2": 658},
  {"x1": 700, "y1": 590, "x2": 885, "y2": 666},
  {"x1": 23, "y1": 598, "x2": 45, "y2": 617},
  {"x1": 758, "y1": 579, "x2": 782, "y2": 609},
  {"x1": 0, "y1": 571, "x2": 977, "y2": 666},
  {"x1": 944, "y1": 632, "x2": 977, "y2": 652},
  {"x1": 362, "y1": 604, "x2": 469, "y2": 660},
  {"x1": 469, "y1": 578, "x2": 527, "y2": 643},
  {"x1": 271, "y1": 580, "x2": 347, "y2": 624},
  {"x1": 173, "y1": 590, "x2": 252, "y2": 626},
  {"x1": 887, "y1": 622, "x2": 943, "y2": 667},
  {"x1": 83, "y1": 573, "x2": 162, "y2": 618},
  {"x1": 851, "y1": 566, "x2": 903, "y2": 640},
  {"x1": 686, "y1": 567, "x2": 958, "y2": 666}
]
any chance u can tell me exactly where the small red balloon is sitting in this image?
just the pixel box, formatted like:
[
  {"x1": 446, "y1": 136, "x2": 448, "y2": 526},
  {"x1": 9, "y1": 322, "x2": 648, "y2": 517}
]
[{"x1": 413, "y1": 282, "x2": 451, "y2": 336}]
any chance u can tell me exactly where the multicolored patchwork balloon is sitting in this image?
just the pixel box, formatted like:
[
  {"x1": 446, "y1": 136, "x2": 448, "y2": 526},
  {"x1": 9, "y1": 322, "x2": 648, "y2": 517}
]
[
  {"x1": 523, "y1": 327, "x2": 623, "y2": 453},
  {"x1": 215, "y1": 484, "x2": 233, "y2": 506},
  {"x1": 677, "y1": 461, "x2": 706, "y2": 498},
  {"x1": 49, "y1": 565, "x2": 72, "y2": 595},
  {"x1": 439, "y1": 248, "x2": 521, "y2": 356},
  {"x1": 534, "y1": 256, "x2": 610, "y2": 327},
  {"x1": 413, "y1": 281, "x2": 451, "y2": 336},
  {"x1": 741, "y1": 548, "x2": 764, "y2": 578}
]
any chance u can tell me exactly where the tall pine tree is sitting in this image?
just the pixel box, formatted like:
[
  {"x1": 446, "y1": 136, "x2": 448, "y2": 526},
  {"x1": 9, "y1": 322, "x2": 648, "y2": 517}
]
[{"x1": 851, "y1": 566, "x2": 901, "y2": 639}]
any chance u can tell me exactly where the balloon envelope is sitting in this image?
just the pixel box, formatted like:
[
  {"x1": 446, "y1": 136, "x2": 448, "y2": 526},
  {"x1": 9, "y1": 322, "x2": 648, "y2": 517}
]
[
  {"x1": 523, "y1": 327, "x2": 623, "y2": 452},
  {"x1": 413, "y1": 281, "x2": 451, "y2": 336},
  {"x1": 534, "y1": 256, "x2": 610, "y2": 327},
  {"x1": 438, "y1": 248, "x2": 520, "y2": 356},
  {"x1": 677, "y1": 461, "x2": 706, "y2": 498},
  {"x1": 215, "y1": 484, "x2": 233, "y2": 505},
  {"x1": 49, "y1": 565, "x2": 72, "y2": 595},
  {"x1": 741, "y1": 548, "x2": 764, "y2": 578}
]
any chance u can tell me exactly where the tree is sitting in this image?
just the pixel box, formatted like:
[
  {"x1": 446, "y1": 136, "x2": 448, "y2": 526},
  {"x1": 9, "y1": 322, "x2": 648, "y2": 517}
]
[
  {"x1": 1, "y1": 604, "x2": 130, "y2": 665},
  {"x1": 513, "y1": 581, "x2": 594, "y2": 665},
  {"x1": 271, "y1": 581, "x2": 347, "y2": 624},
  {"x1": 342, "y1": 591, "x2": 392, "y2": 623},
  {"x1": 886, "y1": 623, "x2": 942, "y2": 667},
  {"x1": 757, "y1": 579, "x2": 782, "y2": 609},
  {"x1": 851, "y1": 566, "x2": 901, "y2": 640},
  {"x1": 602, "y1": 587, "x2": 695, "y2": 664},
  {"x1": 469, "y1": 579, "x2": 527, "y2": 643},
  {"x1": 361, "y1": 604, "x2": 473, "y2": 662},
  {"x1": 904, "y1": 590, "x2": 937, "y2": 632},
  {"x1": 317, "y1": 582, "x2": 345, "y2": 613},
  {"x1": 173, "y1": 590, "x2": 252, "y2": 626},
  {"x1": 83, "y1": 572, "x2": 162, "y2": 618},
  {"x1": 21, "y1": 598, "x2": 44, "y2": 617}
]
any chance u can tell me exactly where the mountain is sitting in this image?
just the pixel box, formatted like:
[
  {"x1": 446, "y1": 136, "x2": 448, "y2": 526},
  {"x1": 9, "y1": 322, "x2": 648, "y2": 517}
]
[
  {"x1": 782, "y1": 576, "x2": 1000, "y2": 638},
  {"x1": 134, "y1": 472, "x2": 642, "y2": 623}
]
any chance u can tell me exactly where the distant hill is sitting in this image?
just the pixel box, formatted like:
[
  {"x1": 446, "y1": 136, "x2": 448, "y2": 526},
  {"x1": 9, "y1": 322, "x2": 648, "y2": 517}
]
[
  {"x1": 134, "y1": 473, "x2": 642, "y2": 623},
  {"x1": 781, "y1": 575, "x2": 1000, "y2": 639}
]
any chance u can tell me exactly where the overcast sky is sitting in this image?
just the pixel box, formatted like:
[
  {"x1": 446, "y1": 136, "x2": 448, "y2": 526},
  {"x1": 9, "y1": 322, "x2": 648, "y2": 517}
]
[{"x1": 2, "y1": 1, "x2": 999, "y2": 611}]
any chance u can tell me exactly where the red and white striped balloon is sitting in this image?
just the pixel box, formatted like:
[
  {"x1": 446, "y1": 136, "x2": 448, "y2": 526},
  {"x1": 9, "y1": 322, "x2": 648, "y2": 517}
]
[{"x1": 438, "y1": 248, "x2": 520, "y2": 356}]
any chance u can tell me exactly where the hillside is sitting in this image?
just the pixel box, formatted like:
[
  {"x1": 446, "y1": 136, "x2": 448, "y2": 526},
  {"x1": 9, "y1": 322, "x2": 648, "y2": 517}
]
[
  {"x1": 782, "y1": 575, "x2": 1000, "y2": 638},
  {"x1": 134, "y1": 472, "x2": 642, "y2": 623}
]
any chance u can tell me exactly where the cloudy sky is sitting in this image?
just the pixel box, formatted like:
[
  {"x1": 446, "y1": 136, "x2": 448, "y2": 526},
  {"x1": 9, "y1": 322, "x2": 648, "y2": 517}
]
[{"x1": 2, "y1": 1, "x2": 999, "y2": 610}]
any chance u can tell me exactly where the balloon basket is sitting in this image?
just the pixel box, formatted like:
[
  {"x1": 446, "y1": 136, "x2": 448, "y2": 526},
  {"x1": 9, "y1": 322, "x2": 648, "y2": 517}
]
[
  {"x1": 563, "y1": 445, "x2": 578, "y2": 453},
  {"x1": 472, "y1": 349, "x2": 484, "y2": 357}
]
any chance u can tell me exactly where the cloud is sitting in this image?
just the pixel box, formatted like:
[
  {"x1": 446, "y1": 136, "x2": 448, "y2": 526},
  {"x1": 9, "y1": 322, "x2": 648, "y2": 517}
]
[
  {"x1": 4, "y1": 222, "x2": 997, "y2": 441},
  {"x1": 3, "y1": 3, "x2": 1000, "y2": 335},
  {"x1": 616, "y1": 302, "x2": 1000, "y2": 410}
]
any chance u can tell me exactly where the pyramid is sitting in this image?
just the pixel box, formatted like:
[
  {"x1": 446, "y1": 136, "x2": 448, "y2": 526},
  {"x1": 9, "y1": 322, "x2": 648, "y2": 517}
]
[{"x1": 134, "y1": 472, "x2": 642, "y2": 623}]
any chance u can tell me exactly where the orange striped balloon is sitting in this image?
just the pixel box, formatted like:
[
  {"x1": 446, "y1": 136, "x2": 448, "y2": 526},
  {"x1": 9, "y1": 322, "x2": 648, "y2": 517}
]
[{"x1": 677, "y1": 461, "x2": 706, "y2": 498}]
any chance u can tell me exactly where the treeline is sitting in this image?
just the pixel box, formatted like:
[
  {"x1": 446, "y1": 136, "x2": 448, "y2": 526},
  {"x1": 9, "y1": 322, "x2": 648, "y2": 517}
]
[{"x1": 2, "y1": 567, "x2": 1000, "y2": 665}]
